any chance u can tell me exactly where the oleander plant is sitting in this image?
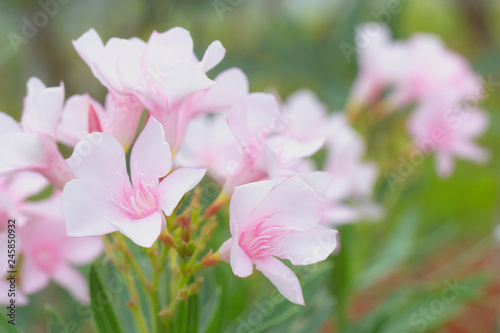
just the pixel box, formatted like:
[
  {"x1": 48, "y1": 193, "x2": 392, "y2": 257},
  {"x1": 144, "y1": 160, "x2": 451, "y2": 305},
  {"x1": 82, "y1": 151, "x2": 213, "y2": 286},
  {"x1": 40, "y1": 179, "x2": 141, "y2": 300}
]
[{"x1": 1, "y1": 1, "x2": 500, "y2": 332}]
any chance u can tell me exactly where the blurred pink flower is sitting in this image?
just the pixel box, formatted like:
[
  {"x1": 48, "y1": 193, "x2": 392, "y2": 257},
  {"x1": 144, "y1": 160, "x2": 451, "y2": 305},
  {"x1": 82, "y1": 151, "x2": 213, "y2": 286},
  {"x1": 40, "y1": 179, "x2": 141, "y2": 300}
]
[
  {"x1": 349, "y1": 23, "x2": 405, "y2": 106},
  {"x1": 319, "y1": 114, "x2": 381, "y2": 225},
  {"x1": 62, "y1": 117, "x2": 206, "y2": 247},
  {"x1": 219, "y1": 177, "x2": 337, "y2": 305},
  {"x1": 0, "y1": 233, "x2": 29, "y2": 306},
  {"x1": 350, "y1": 23, "x2": 482, "y2": 109},
  {"x1": 17, "y1": 195, "x2": 103, "y2": 304},
  {"x1": 408, "y1": 99, "x2": 490, "y2": 178},
  {"x1": 0, "y1": 171, "x2": 48, "y2": 229},
  {"x1": 178, "y1": 92, "x2": 323, "y2": 192},
  {"x1": 73, "y1": 27, "x2": 237, "y2": 150},
  {"x1": 0, "y1": 78, "x2": 73, "y2": 189}
]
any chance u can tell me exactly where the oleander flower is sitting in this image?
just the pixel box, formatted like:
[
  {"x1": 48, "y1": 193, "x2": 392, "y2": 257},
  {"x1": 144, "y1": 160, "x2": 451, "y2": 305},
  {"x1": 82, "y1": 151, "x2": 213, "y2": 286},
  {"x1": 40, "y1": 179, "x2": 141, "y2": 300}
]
[
  {"x1": 17, "y1": 195, "x2": 103, "y2": 304},
  {"x1": 408, "y1": 99, "x2": 490, "y2": 178},
  {"x1": 320, "y1": 114, "x2": 381, "y2": 224},
  {"x1": 0, "y1": 78, "x2": 73, "y2": 189},
  {"x1": 58, "y1": 92, "x2": 141, "y2": 150},
  {"x1": 218, "y1": 176, "x2": 338, "y2": 305},
  {"x1": 73, "y1": 27, "x2": 238, "y2": 150},
  {"x1": 0, "y1": 171, "x2": 48, "y2": 229},
  {"x1": 350, "y1": 23, "x2": 482, "y2": 109},
  {"x1": 178, "y1": 92, "x2": 323, "y2": 192},
  {"x1": 62, "y1": 117, "x2": 206, "y2": 247}
]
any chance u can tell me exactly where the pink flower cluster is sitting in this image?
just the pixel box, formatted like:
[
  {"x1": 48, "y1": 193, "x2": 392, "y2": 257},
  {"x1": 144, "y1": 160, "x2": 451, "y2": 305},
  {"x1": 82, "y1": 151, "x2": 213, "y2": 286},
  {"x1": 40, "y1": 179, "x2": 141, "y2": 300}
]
[
  {"x1": 350, "y1": 23, "x2": 490, "y2": 177},
  {"x1": 0, "y1": 23, "x2": 489, "y2": 305}
]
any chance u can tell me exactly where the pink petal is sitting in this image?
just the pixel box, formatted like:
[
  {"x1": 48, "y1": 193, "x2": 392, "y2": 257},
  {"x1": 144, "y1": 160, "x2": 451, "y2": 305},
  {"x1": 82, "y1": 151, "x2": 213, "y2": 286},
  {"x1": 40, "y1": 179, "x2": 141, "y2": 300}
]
[
  {"x1": 218, "y1": 238, "x2": 232, "y2": 262},
  {"x1": 62, "y1": 236, "x2": 103, "y2": 265},
  {"x1": 157, "y1": 168, "x2": 206, "y2": 216},
  {"x1": 72, "y1": 28, "x2": 104, "y2": 67},
  {"x1": 9, "y1": 171, "x2": 48, "y2": 201},
  {"x1": 226, "y1": 93, "x2": 282, "y2": 145},
  {"x1": 453, "y1": 140, "x2": 490, "y2": 163},
  {"x1": 105, "y1": 93, "x2": 143, "y2": 149},
  {"x1": 0, "y1": 113, "x2": 21, "y2": 135},
  {"x1": 230, "y1": 239, "x2": 253, "y2": 278},
  {"x1": 229, "y1": 180, "x2": 276, "y2": 232},
  {"x1": 189, "y1": 67, "x2": 249, "y2": 117},
  {"x1": 275, "y1": 226, "x2": 338, "y2": 265},
  {"x1": 52, "y1": 264, "x2": 90, "y2": 304},
  {"x1": 21, "y1": 256, "x2": 50, "y2": 295},
  {"x1": 66, "y1": 132, "x2": 128, "y2": 191},
  {"x1": 143, "y1": 28, "x2": 194, "y2": 69},
  {"x1": 109, "y1": 211, "x2": 163, "y2": 248},
  {"x1": 299, "y1": 171, "x2": 333, "y2": 197},
  {"x1": 250, "y1": 176, "x2": 322, "y2": 231},
  {"x1": 21, "y1": 77, "x2": 65, "y2": 137},
  {"x1": 254, "y1": 256, "x2": 304, "y2": 305},
  {"x1": 435, "y1": 152, "x2": 455, "y2": 178},
  {"x1": 456, "y1": 108, "x2": 489, "y2": 138},
  {"x1": 0, "y1": 132, "x2": 47, "y2": 174},
  {"x1": 58, "y1": 94, "x2": 106, "y2": 147},
  {"x1": 62, "y1": 179, "x2": 120, "y2": 237},
  {"x1": 199, "y1": 40, "x2": 225, "y2": 72},
  {"x1": 130, "y1": 117, "x2": 172, "y2": 187},
  {"x1": 267, "y1": 136, "x2": 324, "y2": 162},
  {"x1": 93, "y1": 38, "x2": 138, "y2": 93},
  {"x1": 161, "y1": 63, "x2": 214, "y2": 108}
]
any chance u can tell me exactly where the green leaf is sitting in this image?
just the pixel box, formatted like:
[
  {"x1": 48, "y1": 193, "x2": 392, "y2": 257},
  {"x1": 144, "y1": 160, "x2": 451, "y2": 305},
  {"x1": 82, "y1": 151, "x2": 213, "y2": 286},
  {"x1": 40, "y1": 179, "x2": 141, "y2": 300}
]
[
  {"x1": 354, "y1": 211, "x2": 419, "y2": 290},
  {"x1": 198, "y1": 285, "x2": 222, "y2": 333},
  {"x1": 89, "y1": 263, "x2": 123, "y2": 333},
  {"x1": 46, "y1": 305, "x2": 66, "y2": 333}
]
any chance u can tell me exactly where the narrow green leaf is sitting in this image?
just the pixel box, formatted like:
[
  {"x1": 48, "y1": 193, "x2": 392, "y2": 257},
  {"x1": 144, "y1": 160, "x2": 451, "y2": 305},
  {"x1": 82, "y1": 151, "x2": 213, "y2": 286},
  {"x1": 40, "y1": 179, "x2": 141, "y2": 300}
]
[
  {"x1": 89, "y1": 263, "x2": 123, "y2": 333},
  {"x1": 45, "y1": 305, "x2": 66, "y2": 333},
  {"x1": 198, "y1": 286, "x2": 222, "y2": 333}
]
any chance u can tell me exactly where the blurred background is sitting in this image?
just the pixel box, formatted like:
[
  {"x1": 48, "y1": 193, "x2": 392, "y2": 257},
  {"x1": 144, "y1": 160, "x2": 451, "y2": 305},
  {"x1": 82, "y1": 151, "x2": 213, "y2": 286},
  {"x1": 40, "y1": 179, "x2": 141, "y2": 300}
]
[{"x1": 1, "y1": 0, "x2": 499, "y2": 332}]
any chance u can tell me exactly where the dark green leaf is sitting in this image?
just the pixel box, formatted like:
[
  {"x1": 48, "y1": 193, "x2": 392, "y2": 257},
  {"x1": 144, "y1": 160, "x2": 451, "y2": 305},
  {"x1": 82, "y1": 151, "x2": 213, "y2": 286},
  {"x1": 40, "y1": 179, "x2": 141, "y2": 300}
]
[{"x1": 89, "y1": 263, "x2": 123, "y2": 333}]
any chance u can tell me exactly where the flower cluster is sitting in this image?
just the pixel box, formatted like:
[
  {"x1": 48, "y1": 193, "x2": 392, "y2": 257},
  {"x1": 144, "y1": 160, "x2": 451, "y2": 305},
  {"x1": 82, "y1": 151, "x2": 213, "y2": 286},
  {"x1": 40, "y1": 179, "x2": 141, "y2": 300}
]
[{"x1": 0, "y1": 22, "x2": 489, "y2": 315}]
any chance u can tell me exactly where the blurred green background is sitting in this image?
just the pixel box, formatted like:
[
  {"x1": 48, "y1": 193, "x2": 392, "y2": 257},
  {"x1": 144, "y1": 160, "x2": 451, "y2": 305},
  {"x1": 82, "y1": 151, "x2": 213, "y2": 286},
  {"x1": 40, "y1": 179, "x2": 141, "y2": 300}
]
[{"x1": 1, "y1": 0, "x2": 499, "y2": 332}]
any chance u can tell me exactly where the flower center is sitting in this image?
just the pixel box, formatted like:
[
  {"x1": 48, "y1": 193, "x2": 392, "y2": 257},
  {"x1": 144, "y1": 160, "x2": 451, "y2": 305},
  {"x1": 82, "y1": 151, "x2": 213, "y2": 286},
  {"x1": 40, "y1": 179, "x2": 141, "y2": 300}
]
[
  {"x1": 32, "y1": 244, "x2": 61, "y2": 273},
  {"x1": 111, "y1": 177, "x2": 158, "y2": 219},
  {"x1": 239, "y1": 221, "x2": 287, "y2": 258}
]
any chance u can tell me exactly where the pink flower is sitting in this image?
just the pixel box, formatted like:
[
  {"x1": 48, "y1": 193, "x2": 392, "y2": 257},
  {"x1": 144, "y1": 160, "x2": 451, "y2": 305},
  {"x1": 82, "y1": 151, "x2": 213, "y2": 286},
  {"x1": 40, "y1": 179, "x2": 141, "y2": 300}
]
[
  {"x1": 178, "y1": 92, "x2": 323, "y2": 192},
  {"x1": 73, "y1": 27, "x2": 235, "y2": 150},
  {"x1": 281, "y1": 89, "x2": 329, "y2": 144},
  {"x1": 62, "y1": 117, "x2": 206, "y2": 247},
  {"x1": 408, "y1": 99, "x2": 490, "y2": 178},
  {"x1": 349, "y1": 23, "x2": 405, "y2": 106},
  {"x1": 0, "y1": 233, "x2": 29, "y2": 305},
  {"x1": 218, "y1": 176, "x2": 338, "y2": 305},
  {"x1": 390, "y1": 34, "x2": 482, "y2": 108},
  {"x1": 0, "y1": 171, "x2": 48, "y2": 229},
  {"x1": 317, "y1": 115, "x2": 381, "y2": 225},
  {"x1": 17, "y1": 195, "x2": 103, "y2": 304},
  {"x1": 58, "y1": 92, "x2": 141, "y2": 150},
  {"x1": 0, "y1": 78, "x2": 73, "y2": 189},
  {"x1": 350, "y1": 23, "x2": 482, "y2": 109}
]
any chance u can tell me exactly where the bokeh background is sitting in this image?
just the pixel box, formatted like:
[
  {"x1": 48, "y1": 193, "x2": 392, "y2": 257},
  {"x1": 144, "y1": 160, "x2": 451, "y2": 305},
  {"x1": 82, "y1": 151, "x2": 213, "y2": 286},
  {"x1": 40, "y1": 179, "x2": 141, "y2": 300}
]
[{"x1": 1, "y1": 0, "x2": 500, "y2": 332}]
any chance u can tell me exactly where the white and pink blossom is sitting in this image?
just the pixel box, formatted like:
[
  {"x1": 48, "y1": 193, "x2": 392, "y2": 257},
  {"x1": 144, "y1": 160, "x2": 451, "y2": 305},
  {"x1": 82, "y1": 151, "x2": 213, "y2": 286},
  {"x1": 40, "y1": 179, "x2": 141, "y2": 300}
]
[
  {"x1": 0, "y1": 78, "x2": 73, "y2": 189},
  {"x1": 219, "y1": 177, "x2": 337, "y2": 305},
  {"x1": 62, "y1": 117, "x2": 206, "y2": 247}
]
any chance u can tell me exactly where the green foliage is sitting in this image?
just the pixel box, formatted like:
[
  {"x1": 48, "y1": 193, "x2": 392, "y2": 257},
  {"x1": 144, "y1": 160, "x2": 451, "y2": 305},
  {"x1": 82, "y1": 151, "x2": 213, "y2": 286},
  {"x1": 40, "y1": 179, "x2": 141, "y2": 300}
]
[{"x1": 89, "y1": 263, "x2": 123, "y2": 333}]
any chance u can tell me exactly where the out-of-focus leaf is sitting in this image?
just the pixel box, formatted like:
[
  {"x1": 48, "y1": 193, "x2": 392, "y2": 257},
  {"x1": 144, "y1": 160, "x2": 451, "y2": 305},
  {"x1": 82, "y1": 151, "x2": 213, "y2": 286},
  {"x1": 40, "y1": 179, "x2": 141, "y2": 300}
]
[
  {"x1": 46, "y1": 305, "x2": 66, "y2": 333},
  {"x1": 350, "y1": 275, "x2": 488, "y2": 333},
  {"x1": 354, "y1": 211, "x2": 419, "y2": 290},
  {"x1": 329, "y1": 224, "x2": 356, "y2": 329},
  {"x1": 198, "y1": 285, "x2": 222, "y2": 333},
  {"x1": 224, "y1": 264, "x2": 332, "y2": 333},
  {"x1": 89, "y1": 263, "x2": 123, "y2": 333}
]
